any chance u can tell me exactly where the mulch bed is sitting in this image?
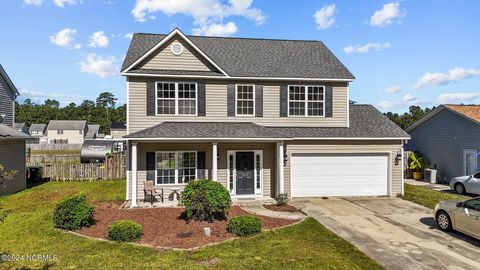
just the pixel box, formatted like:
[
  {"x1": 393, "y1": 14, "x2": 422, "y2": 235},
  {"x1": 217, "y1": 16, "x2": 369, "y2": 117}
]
[
  {"x1": 77, "y1": 203, "x2": 297, "y2": 249},
  {"x1": 263, "y1": 204, "x2": 301, "y2": 213}
]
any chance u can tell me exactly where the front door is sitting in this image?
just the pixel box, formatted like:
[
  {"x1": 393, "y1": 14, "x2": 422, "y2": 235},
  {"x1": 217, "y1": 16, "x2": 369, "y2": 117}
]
[
  {"x1": 464, "y1": 149, "x2": 477, "y2": 175},
  {"x1": 236, "y1": 152, "x2": 255, "y2": 195}
]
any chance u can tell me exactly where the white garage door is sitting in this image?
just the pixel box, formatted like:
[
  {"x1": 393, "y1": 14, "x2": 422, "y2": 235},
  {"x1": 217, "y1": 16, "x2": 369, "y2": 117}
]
[{"x1": 291, "y1": 153, "x2": 389, "y2": 197}]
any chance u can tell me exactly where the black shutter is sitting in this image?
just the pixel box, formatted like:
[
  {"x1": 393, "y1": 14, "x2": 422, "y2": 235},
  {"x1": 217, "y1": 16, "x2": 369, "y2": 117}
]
[
  {"x1": 227, "y1": 84, "x2": 235, "y2": 117},
  {"x1": 325, "y1": 86, "x2": 333, "y2": 117},
  {"x1": 146, "y1": 82, "x2": 156, "y2": 116},
  {"x1": 280, "y1": 84, "x2": 288, "y2": 117},
  {"x1": 255, "y1": 85, "x2": 263, "y2": 117},
  {"x1": 197, "y1": 82, "x2": 206, "y2": 116},
  {"x1": 146, "y1": 152, "x2": 156, "y2": 181},
  {"x1": 197, "y1": 151, "x2": 206, "y2": 179}
]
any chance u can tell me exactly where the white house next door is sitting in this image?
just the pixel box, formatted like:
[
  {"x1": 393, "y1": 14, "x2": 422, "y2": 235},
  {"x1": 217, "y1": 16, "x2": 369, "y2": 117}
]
[{"x1": 463, "y1": 149, "x2": 478, "y2": 175}]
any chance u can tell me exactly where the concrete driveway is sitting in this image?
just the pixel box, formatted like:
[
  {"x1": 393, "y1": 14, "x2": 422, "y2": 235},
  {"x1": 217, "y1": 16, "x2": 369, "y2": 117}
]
[{"x1": 291, "y1": 197, "x2": 480, "y2": 270}]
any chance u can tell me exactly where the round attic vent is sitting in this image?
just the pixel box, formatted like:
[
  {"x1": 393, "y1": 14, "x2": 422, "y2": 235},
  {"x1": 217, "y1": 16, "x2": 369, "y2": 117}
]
[{"x1": 171, "y1": 43, "x2": 184, "y2": 55}]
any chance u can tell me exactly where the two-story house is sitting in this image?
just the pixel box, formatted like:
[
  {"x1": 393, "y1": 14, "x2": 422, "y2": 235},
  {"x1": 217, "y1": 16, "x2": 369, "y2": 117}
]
[
  {"x1": 29, "y1": 123, "x2": 47, "y2": 144},
  {"x1": 0, "y1": 64, "x2": 29, "y2": 195},
  {"x1": 46, "y1": 120, "x2": 87, "y2": 144},
  {"x1": 122, "y1": 29, "x2": 409, "y2": 207}
]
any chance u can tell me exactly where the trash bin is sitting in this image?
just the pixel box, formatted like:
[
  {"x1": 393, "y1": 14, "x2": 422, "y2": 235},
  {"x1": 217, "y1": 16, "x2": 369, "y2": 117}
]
[{"x1": 27, "y1": 166, "x2": 42, "y2": 183}]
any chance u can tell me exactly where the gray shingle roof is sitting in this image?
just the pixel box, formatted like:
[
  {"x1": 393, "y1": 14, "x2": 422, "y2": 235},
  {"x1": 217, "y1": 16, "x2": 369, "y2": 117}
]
[
  {"x1": 47, "y1": 120, "x2": 86, "y2": 130},
  {"x1": 127, "y1": 69, "x2": 223, "y2": 77},
  {"x1": 122, "y1": 32, "x2": 354, "y2": 79},
  {"x1": 29, "y1": 123, "x2": 47, "y2": 133},
  {"x1": 124, "y1": 105, "x2": 409, "y2": 139},
  {"x1": 14, "y1": 123, "x2": 26, "y2": 130},
  {"x1": 0, "y1": 124, "x2": 31, "y2": 139}
]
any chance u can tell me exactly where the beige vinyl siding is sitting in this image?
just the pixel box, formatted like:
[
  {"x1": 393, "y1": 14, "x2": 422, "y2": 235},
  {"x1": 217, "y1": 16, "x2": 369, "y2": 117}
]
[
  {"x1": 0, "y1": 140, "x2": 26, "y2": 195},
  {"x1": 130, "y1": 142, "x2": 275, "y2": 201},
  {"x1": 139, "y1": 37, "x2": 216, "y2": 72},
  {"x1": 46, "y1": 129, "x2": 85, "y2": 144},
  {"x1": 284, "y1": 140, "x2": 403, "y2": 197},
  {"x1": 127, "y1": 78, "x2": 348, "y2": 133}
]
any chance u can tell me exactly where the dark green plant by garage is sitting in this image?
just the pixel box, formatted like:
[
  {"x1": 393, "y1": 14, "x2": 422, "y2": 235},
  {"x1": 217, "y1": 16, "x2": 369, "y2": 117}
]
[
  {"x1": 180, "y1": 179, "x2": 231, "y2": 222},
  {"x1": 108, "y1": 220, "x2": 143, "y2": 242},
  {"x1": 53, "y1": 193, "x2": 95, "y2": 230},
  {"x1": 227, "y1": 215, "x2": 262, "y2": 236}
]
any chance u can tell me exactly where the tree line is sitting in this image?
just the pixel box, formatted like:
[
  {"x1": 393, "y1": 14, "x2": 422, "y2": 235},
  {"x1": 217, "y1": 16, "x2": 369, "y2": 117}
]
[
  {"x1": 384, "y1": 105, "x2": 436, "y2": 130},
  {"x1": 15, "y1": 92, "x2": 125, "y2": 134}
]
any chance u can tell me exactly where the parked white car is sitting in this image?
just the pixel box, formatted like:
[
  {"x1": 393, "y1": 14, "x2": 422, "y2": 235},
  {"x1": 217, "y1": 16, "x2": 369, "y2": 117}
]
[
  {"x1": 450, "y1": 172, "x2": 480, "y2": 195},
  {"x1": 434, "y1": 198, "x2": 480, "y2": 239}
]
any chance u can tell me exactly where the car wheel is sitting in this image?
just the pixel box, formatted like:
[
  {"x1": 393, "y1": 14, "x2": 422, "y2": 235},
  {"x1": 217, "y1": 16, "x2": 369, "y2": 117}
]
[
  {"x1": 454, "y1": 183, "x2": 466, "y2": 195},
  {"x1": 436, "y1": 211, "x2": 452, "y2": 231}
]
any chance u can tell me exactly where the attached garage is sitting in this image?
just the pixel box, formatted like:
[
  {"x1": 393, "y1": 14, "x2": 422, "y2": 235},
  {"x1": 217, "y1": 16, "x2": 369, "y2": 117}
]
[{"x1": 290, "y1": 153, "x2": 389, "y2": 197}]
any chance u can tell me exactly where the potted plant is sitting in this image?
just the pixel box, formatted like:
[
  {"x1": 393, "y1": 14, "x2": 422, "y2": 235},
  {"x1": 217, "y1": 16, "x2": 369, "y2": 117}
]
[{"x1": 409, "y1": 152, "x2": 425, "y2": 180}]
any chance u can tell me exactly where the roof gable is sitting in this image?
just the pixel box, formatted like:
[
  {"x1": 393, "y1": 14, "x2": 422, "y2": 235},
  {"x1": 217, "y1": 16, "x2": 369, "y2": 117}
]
[
  {"x1": 47, "y1": 120, "x2": 86, "y2": 130},
  {"x1": 0, "y1": 65, "x2": 19, "y2": 96},
  {"x1": 122, "y1": 29, "x2": 355, "y2": 80},
  {"x1": 406, "y1": 105, "x2": 480, "y2": 132},
  {"x1": 123, "y1": 29, "x2": 228, "y2": 76}
]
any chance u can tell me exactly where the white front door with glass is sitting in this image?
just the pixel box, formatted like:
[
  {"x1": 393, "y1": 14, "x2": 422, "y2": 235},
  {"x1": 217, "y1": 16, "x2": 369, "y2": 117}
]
[{"x1": 227, "y1": 150, "x2": 263, "y2": 196}]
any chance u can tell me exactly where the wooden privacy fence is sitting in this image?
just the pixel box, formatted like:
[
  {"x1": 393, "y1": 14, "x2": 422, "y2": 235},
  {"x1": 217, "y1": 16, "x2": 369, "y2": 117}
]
[
  {"x1": 28, "y1": 154, "x2": 126, "y2": 181},
  {"x1": 28, "y1": 154, "x2": 80, "y2": 164},
  {"x1": 27, "y1": 143, "x2": 82, "y2": 151}
]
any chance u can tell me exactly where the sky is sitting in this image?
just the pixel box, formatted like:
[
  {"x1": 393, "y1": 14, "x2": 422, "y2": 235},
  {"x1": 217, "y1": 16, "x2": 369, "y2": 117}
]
[{"x1": 1, "y1": 0, "x2": 479, "y2": 113}]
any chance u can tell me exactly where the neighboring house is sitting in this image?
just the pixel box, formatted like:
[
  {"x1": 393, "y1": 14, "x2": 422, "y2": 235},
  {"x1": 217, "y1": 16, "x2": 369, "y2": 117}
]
[
  {"x1": 110, "y1": 121, "x2": 126, "y2": 139},
  {"x1": 121, "y1": 29, "x2": 409, "y2": 207},
  {"x1": 86, "y1": 124, "x2": 100, "y2": 139},
  {"x1": 406, "y1": 104, "x2": 480, "y2": 181},
  {"x1": 14, "y1": 123, "x2": 30, "y2": 135},
  {"x1": 46, "y1": 120, "x2": 87, "y2": 144},
  {"x1": 29, "y1": 123, "x2": 47, "y2": 144},
  {"x1": 0, "y1": 65, "x2": 29, "y2": 195}
]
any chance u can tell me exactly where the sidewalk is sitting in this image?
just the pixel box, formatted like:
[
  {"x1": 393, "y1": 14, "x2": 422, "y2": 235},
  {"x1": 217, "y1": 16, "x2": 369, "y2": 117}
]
[
  {"x1": 405, "y1": 178, "x2": 451, "y2": 192},
  {"x1": 240, "y1": 204, "x2": 306, "y2": 220}
]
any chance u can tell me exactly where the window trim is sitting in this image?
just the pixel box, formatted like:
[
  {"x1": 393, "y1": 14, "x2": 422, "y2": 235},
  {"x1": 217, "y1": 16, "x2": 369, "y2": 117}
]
[
  {"x1": 234, "y1": 84, "x2": 256, "y2": 117},
  {"x1": 154, "y1": 150, "x2": 198, "y2": 186},
  {"x1": 155, "y1": 81, "x2": 198, "y2": 116},
  {"x1": 287, "y1": 85, "x2": 326, "y2": 117}
]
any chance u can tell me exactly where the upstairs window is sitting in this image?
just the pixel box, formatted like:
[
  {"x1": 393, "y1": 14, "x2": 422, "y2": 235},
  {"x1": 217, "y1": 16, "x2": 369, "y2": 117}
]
[
  {"x1": 57, "y1": 129, "x2": 64, "y2": 135},
  {"x1": 288, "y1": 85, "x2": 325, "y2": 116},
  {"x1": 156, "y1": 82, "x2": 197, "y2": 116},
  {"x1": 236, "y1": 85, "x2": 255, "y2": 116}
]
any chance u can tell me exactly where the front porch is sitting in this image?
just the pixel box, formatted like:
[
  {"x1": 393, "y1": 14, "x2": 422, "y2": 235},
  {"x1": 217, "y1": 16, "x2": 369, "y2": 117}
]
[{"x1": 126, "y1": 139, "x2": 286, "y2": 207}]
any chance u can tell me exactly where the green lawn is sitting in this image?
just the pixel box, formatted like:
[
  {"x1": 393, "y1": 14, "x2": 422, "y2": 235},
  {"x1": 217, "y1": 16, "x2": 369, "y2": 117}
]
[
  {"x1": 0, "y1": 181, "x2": 384, "y2": 270},
  {"x1": 400, "y1": 183, "x2": 470, "y2": 209}
]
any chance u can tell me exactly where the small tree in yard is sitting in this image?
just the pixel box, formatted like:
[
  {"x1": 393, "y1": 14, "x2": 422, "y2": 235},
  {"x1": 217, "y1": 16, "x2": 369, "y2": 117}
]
[{"x1": 0, "y1": 164, "x2": 17, "y2": 222}]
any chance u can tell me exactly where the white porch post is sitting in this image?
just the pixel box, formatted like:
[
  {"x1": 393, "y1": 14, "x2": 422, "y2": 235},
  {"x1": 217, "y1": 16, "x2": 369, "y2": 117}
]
[
  {"x1": 212, "y1": 142, "x2": 218, "y2": 180},
  {"x1": 277, "y1": 142, "x2": 285, "y2": 194},
  {"x1": 125, "y1": 142, "x2": 130, "y2": 200},
  {"x1": 130, "y1": 142, "x2": 138, "y2": 208}
]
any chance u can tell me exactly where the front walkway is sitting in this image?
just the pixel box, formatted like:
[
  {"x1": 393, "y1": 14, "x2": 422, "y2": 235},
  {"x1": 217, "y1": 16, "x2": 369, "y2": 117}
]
[
  {"x1": 405, "y1": 179, "x2": 477, "y2": 198},
  {"x1": 291, "y1": 197, "x2": 480, "y2": 270}
]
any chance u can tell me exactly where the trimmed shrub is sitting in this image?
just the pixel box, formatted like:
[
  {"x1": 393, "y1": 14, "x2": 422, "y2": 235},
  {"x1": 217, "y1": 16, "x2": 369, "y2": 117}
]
[
  {"x1": 108, "y1": 220, "x2": 143, "y2": 242},
  {"x1": 53, "y1": 193, "x2": 95, "y2": 230},
  {"x1": 275, "y1": 193, "x2": 289, "y2": 206},
  {"x1": 180, "y1": 179, "x2": 231, "y2": 222},
  {"x1": 227, "y1": 215, "x2": 262, "y2": 236}
]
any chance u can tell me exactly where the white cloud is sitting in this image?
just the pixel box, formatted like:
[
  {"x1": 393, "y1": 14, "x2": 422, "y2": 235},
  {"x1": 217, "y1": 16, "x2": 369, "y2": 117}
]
[
  {"x1": 24, "y1": 0, "x2": 44, "y2": 6},
  {"x1": 53, "y1": 0, "x2": 77, "y2": 8},
  {"x1": 377, "y1": 94, "x2": 429, "y2": 111},
  {"x1": 370, "y1": 2, "x2": 402, "y2": 27},
  {"x1": 49, "y1": 28, "x2": 77, "y2": 48},
  {"x1": 19, "y1": 88, "x2": 86, "y2": 105},
  {"x1": 413, "y1": 67, "x2": 480, "y2": 89},
  {"x1": 88, "y1": 31, "x2": 109, "y2": 48},
  {"x1": 131, "y1": 0, "x2": 265, "y2": 35},
  {"x1": 79, "y1": 54, "x2": 119, "y2": 78},
  {"x1": 436, "y1": 92, "x2": 480, "y2": 104},
  {"x1": 344, "y1": 42, "x2": 390, "y2": 54},
  {"x1": 384, "y1": 85, "x2": 401, "y2": 94},
  {"x1": 125, "y1": 33, "x2": 134, "y2": 40},
  {"x1": 402, "y1": 93, "x2": 416, "y2": 102},
  {"x1": 73, "y1": 44, "x2": 82, "y2": 50},
  {"x1": 192, "y1": 21, "x2": 238, "y2": 36},
  {"x1": 314, "y1": 4, "x2": 336, "y2": 30}
]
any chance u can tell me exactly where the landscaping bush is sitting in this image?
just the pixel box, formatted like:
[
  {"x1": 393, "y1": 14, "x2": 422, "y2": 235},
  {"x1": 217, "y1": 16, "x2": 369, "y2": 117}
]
[
  {"x1": 180, "y1": 179, "x2": 231, "y2": 222},
  {"x1": 227, "y1": 215, "x2": 262, "y2": 236},
  {"x1": 53, "y1": 193, "x2": 95, "y2": 230},
  {"x1": 108, "y1": 220, "x2": 143, "y2": 242},
  {"x1": 276, "y1": 193, "x2": 289, "y2": 206}
]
